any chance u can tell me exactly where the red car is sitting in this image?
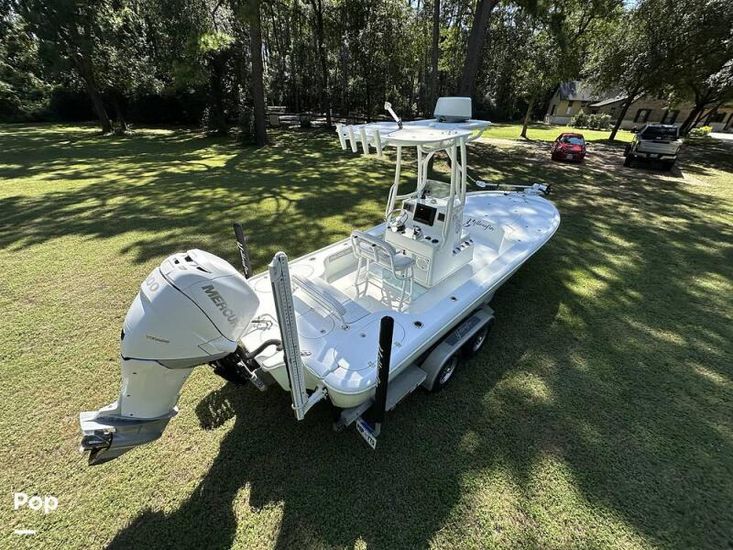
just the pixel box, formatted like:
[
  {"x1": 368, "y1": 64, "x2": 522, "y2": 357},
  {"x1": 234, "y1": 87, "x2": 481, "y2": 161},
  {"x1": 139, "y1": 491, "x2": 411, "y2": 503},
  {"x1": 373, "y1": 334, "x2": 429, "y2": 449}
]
[{"x1": 551, "y1": 133, "x2": 586, "y2": 162}]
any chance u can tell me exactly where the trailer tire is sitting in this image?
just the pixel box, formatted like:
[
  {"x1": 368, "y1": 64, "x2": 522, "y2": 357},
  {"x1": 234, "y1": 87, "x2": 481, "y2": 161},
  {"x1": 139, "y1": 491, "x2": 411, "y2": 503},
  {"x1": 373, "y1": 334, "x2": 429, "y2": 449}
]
[
  {"x1": 432, "y1": 355, "x2": 459, "y2": 392},
  {"x1": 461, "y1": 319, "x2": 494, "y2": 359}
]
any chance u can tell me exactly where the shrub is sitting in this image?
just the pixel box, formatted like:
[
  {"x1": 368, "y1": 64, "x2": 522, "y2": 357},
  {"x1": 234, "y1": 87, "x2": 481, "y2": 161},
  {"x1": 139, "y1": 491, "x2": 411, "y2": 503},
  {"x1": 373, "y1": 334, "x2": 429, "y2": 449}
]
[
  {"x1": 130, "y1": 91, "x2": 206, "y2": 125},
  {"x1": 690, "y1": 125, "x2": 713, "y2": 137},
  {"x1": 47, "y1": 89, "x2": 95, "y2": 121},
  {"x1": 586, "y1": 113, "x2": 612, "y2": 130},
  {"x1": 570, "y1": 110, "x2": 588, "y2": 128},
  {"x1": 299, "y1": 113, "x2": 312, "y2": 128},
  {"x1": 570, "y1": 110, "x2": 611, "y2": 130}
]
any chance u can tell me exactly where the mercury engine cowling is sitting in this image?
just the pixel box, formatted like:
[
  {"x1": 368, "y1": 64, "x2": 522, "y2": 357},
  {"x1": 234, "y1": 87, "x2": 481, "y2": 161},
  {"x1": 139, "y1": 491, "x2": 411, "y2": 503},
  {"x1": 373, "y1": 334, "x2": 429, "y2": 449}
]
[{"x1": 79, "y1": 249, "x2": 259, "y2": 465}]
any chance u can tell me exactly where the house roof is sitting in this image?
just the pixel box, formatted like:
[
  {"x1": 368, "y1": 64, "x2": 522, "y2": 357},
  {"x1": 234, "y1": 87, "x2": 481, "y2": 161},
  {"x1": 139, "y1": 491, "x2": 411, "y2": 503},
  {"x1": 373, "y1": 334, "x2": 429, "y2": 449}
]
[
  {"x1": 590, "y1": 95, "x2": 627, "y2": 108},
  {"x1": 556, "y1": 81, "x2": 598, "y2": 102}
]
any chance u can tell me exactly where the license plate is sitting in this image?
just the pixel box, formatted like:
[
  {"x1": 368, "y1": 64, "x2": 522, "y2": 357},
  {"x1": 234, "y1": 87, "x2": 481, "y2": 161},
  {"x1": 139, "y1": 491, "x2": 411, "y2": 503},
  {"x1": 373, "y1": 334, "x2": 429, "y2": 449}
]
[
  {"x1": 356, "y1": 418, "x2": 378, "y2": 449},
  {"x1": 650, "y1": 153, "x2": 659, "y2": 158},
  {"x1": 566, "y1": 154, "x2": 574, "y2": 160}
]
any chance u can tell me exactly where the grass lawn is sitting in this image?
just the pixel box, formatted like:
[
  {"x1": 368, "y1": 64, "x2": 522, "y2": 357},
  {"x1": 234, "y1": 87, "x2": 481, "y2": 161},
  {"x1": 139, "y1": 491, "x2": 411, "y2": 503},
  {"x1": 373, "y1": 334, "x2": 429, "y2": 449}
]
[
  {"x1": 0, "y1": 123, "x2": 731, "y2": 549},
  {"x1": 483, "y1": 122, "x2": 634, "y2": 143}
]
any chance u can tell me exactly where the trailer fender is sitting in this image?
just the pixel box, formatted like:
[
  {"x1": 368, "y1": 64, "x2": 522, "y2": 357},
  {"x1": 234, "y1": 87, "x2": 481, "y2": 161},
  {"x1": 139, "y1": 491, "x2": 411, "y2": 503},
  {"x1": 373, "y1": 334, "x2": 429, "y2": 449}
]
[{"x1": 420, "y1": 305, "x2": 495, "y2": 391}]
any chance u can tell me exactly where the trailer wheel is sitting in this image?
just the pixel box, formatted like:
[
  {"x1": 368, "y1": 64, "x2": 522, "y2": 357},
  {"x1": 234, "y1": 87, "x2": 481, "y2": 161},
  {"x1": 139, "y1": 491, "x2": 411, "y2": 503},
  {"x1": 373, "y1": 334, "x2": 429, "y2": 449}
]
[
  {"x1": 462, "y1": 320, "x2": 494, "y2": 359},
  {"x1": 432, "y1": 355, "x2": 459, "y2": 392}
]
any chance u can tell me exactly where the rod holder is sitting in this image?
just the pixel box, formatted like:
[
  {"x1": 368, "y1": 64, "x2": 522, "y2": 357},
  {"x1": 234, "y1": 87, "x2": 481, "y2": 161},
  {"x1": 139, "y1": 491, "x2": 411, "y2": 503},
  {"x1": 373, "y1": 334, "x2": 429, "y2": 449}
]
[
  {"x1": 366, "y1": 315, "x2": 394, "y2": 432},
  {"x1": 233, "y1": 222, "x2": 253, "y2": 279}
]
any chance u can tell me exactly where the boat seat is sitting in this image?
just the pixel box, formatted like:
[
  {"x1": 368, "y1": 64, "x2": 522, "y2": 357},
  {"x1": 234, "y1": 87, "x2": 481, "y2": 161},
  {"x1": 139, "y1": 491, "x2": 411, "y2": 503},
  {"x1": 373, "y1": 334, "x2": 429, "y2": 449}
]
[
  {"x1": 350, "y1": 230, "x2": 414, "y2": 309},
  {"x1": 391, "y1": 254, "x2": 414, "y2": 270},
  {"x1": 291, "y1": 273, "x2": 369, "y2": 325}
]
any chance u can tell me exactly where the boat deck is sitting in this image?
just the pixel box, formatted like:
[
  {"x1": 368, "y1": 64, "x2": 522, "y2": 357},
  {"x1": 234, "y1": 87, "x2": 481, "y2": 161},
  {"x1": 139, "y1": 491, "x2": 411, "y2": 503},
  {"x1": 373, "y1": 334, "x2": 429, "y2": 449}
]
[{"x1": 240, "y1": 191, "x2": 560, "y2": 407}]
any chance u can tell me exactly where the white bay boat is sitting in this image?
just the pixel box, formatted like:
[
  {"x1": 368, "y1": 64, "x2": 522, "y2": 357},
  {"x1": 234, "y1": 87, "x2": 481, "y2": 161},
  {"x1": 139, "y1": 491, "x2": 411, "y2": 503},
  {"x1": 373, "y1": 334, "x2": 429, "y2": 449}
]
[{"x1": 79, "y1": 98, "x2": 560, "y2": 464}]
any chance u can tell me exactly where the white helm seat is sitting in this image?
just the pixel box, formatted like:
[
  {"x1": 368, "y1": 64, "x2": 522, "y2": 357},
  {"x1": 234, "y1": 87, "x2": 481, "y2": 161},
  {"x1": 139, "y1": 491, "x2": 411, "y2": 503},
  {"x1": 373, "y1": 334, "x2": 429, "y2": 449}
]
[{"x1": 350, "y1": 230, "x2": 414, "y2": 309}]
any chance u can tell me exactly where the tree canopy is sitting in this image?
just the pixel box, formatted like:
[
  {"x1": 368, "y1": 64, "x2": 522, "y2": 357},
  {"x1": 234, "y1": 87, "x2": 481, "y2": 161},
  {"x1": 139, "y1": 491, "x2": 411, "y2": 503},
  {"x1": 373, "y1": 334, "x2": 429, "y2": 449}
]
[{"x1": 2, "y1": 0, "x2": 731, "y2": 139}]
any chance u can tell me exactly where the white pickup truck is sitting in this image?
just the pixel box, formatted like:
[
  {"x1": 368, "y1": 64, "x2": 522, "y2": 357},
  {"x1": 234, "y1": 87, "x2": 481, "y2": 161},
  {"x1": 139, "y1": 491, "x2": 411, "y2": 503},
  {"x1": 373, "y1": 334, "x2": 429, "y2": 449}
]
[{"x1": 623, "y1": 124, "x2": 682, "y2": 170}]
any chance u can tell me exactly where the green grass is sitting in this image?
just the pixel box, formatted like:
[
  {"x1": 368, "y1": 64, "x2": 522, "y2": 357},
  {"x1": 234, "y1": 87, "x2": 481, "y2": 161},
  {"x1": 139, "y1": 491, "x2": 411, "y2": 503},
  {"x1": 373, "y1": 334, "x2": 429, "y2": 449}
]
[
  {"x1": 0, "y1": 123, "x2": 731, "y2": 549},
  {"x1": 483, "y1": 122, "x2": 634, "y2": 143}
]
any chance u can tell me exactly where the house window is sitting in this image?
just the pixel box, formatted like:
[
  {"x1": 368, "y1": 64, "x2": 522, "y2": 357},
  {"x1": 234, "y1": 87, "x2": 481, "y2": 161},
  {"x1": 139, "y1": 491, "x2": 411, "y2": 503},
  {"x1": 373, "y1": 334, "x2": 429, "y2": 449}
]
[
  {"x1": 708, "y1": 111, "x2": 726, "y2": 123},
  {"x1": 566, "y1": 101, "x2": 574, "y2": 115},
  {"x1": 634, "y1": 109, "x2": 651, "y2": 123},
  {"x1": 663, "y1": 110, "x2": 680, "y2": 124}
]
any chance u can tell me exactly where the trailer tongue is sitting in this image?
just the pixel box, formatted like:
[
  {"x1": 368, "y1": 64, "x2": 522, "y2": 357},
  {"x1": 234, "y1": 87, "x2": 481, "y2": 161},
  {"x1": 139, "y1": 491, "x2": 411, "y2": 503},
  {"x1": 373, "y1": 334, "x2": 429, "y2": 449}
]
[{"x1": 79, "y1": 98, "x2": 560, "y2": 463}]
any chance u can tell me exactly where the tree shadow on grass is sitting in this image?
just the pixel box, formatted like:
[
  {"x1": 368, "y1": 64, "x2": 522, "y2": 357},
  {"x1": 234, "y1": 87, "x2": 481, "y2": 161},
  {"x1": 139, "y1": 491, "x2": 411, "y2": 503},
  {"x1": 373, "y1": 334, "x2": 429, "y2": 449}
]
[
  {"x1": 106, "y1": 260, "x2": 565, "y2": 550},
  {"x1": 106, "y1": 177, "x2": 733, "y2": 547},
  {"x1": 681, "y1": 137, "x2": 733, "y2": 176},
  {"x1": 107, "y1": 151, "x2": 732, "y2": 547},
  {"x1": 0, "y1": 127, "x2": 396, "y2": 267},
  {"x1": 2, "y1": 125, "x2": 731, "y2": 547}
]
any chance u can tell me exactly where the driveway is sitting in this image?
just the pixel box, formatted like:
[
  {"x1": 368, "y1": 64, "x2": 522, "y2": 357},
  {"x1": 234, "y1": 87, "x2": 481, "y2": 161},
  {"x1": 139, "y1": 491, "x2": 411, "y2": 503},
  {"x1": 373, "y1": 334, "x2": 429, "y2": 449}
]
[
  {"x1": 710, "y1": 132, "x2": 733, "y2": 141},
  {"x1": 477, "y1": 136, "x2": 693, "y2": 182}
]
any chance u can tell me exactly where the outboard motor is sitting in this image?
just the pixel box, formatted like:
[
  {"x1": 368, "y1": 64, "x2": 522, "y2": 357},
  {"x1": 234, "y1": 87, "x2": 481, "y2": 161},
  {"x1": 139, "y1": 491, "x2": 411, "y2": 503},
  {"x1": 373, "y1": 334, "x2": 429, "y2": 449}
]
[{"x1": 79, "y1": 249, "x2": 259, "y2": 465}]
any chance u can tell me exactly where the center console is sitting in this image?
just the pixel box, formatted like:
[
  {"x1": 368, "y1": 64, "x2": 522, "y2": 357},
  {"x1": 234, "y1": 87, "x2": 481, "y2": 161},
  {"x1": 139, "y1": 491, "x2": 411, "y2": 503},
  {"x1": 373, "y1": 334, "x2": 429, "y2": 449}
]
[{"x1": 385, "y1": 181, "x2": 474, "y2": 287}]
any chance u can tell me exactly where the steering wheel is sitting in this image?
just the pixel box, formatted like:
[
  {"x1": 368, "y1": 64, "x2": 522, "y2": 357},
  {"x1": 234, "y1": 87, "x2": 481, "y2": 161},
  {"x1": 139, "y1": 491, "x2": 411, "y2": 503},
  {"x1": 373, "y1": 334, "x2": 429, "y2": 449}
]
[{"x1": 386, "y1": 208, "x2": 409, "y2": 231}]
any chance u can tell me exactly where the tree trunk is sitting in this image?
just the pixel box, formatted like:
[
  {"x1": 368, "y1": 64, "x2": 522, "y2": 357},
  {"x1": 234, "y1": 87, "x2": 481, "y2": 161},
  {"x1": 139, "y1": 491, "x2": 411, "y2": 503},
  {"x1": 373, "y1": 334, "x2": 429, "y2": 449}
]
[
  {"x1": 69, "y1": 27, "x2": 112, "y2": 134},
  {"x1": 87, "y1": 85, "x2": 113, "y2": 134},
  {"x1": 339, "y1": 44, "x2": 348, "y2": 116},
  {"x1": 365, "y1": 77, "x2": 372, "y2": 122},
  {"x1": 520, "y1": 93, "x2": 536, "y2": 139},
  {"x1": 699, "y1": 101, "x2": 724, "y2": 128},
  {"x1": 207, "y1": 53, "x2": 228, "y2": 135},
  {"x1": 338, "y1": 2, "x2": 348, "y2": 116},
  {"x1": 310, "y1": 0, "x2": 332, "y2": 127},
  {"x1": 112, "y1": 94, "x2": 128, "y2": 134},
  {"x1": 248, "y1": 0, "x2": 268, "y2": 146},
  {"x1": 76, "y1": 59, "x2": 112, "y2": 133},
  {"x1": 678, "y1": 87, "x2": 717, "y2": 136},
  {"x1": 609, "y1": 92, "x2": 637, "y2": 141},
  {"x1": 291, "y1": 0, "x2": 301, "y2": 113},
  {"x1": 679, "y1": 104, "x2": 704, "y2": 136},
  {"x1": 682, "y1": 100, "x2": 720, "y2": 135},
  {"x1": 693, "y1": 107, "x2": 707, "y2": 127},
  {"x1": 458, "y1": 0, "x2": 498, "y2": 97},
  {"x1": 430, "y1": 0, "x2": 440, "y2": 107}
]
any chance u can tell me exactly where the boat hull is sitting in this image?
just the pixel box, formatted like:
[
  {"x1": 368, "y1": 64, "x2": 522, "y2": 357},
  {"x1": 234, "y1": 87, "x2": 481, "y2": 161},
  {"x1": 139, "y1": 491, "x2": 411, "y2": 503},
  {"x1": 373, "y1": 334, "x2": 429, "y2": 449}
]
[{"x1": 241, "y1": 190, "x2": 560, "y2": 408}]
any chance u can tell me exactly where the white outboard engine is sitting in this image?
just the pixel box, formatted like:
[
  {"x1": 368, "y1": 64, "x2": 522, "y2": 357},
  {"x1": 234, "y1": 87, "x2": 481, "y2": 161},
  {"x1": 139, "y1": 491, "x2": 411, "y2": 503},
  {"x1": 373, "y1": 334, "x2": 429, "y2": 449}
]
[{"x1": 79, "y1": 249, "x2": 259, "y2": 465}]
